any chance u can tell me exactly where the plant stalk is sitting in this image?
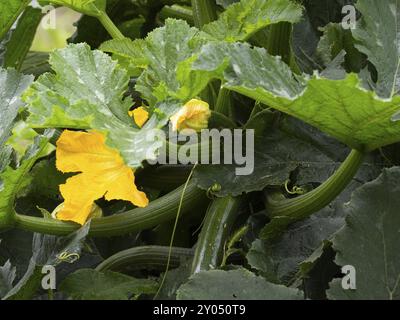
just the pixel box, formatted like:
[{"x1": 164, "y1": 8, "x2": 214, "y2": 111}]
[
  {"x1": 266, "y1": 149, "x2": 365, "y2": 219},
  {"x1": 266, "y1": 22, "x2": 292, "y2": 65},
  {"x1": 98, "y1": 11, "x2": 125, "y2": 40},
  {"x1": 96, "y1": 246, "x2": 194, "y2": 272},
  {"x1": 13, "y1": 181, "x2": 207, "y2": 237},
  {"x1": 214, "y1": 87, "x2": 232, "y2": 117},
  {"x1": 191, "y1": 0, "x2": 218, "y2": 28},
  {"x1": 191, "y1": 196, "x2": 242, "y2": 274},
  {"x1": 159, "y1": 5, "x2": 194, "y2": 25}
]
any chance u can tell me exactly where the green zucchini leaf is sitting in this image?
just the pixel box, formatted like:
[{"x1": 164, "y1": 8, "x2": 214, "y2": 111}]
[
  {"x1": 60, "y1": 268, "x2": 158, "y2": 300},
  {"x1": 177, "y1": 268, "x2": 303, "y2": 300},
  {"x1": 100, "y1": 19, "x2": 216, "y2": 106},
  {"x1": 0, "y1": 68, "x2": 33, "y2": 148},
  {"x1": 0, "y1": 130, "x2": 55, "y2": 229},
  {"x1": 40, "y1": 0, "x2": 106, "y2": 17},
  {"x1": 203, "y1": 0, "x2": 303, "y2": 42},
  {"x1": 23, "y1": 43, "x2": 181, "y2": 168},
  {"x1": 3, "y1": 222, "x2": 91, "y2": 300},
  {"x1": 246, "y1": 175, "x2": 377, "y2": 285},
  {"x1": 327, "y1": 167, "x2": 400, "y2": 300},
  {"x1": 351, "y1": 0, "x2": 399, "y2": 99},
  {"x1": 193, "y1": 42, "x2": 400, "y2": 151},
  {"x1": 194, "y1": 112, "x2": 348, "y2": 197}
]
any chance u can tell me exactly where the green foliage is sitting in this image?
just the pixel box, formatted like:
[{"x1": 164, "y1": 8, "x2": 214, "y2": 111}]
[
  {"x1": 193, "y1": 42, "x2": 400, "y2": 151},
  {"x1": 351, "y1": 0, "x2": 400, "y2": 99},
  {"x1": 1, "y1": 0, "x2": 400, "y2": 301},
  {"x1": 0, "y1": 0, "x2": 30, "y2": 40},
  {"x1": 100, "y1": 19, "x2": 215, "y2": 105},
  {"x1": 203, "y1": 0, "x2": 303, "y2": 42},
  {"x1": 177, "y1": 268, "x2": 304, "y2": 299},
  {"x1": 2, "y1": 222, "x2": 91, "y2": 300},
  {"x1": 40, "y1": 0, "x2": 106, "y2": 17},
  {"x1": 23, "y1": 43, "x2": 181, "y2": 168},
  {"x1": 0, "y1": 68, "x2": 33, "y2": 147},
  {"x1": 60, "y1": 269, "x2": 158, "y2": 299},
  {"x1": 328, "y1": 168, "x2": 400, "y2": 299}
]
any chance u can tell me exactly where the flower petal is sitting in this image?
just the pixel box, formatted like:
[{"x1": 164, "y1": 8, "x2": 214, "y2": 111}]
[
  {"x1": 55, "y1": 130, "x2": 149, "y2": 225},
  {"x1": 170, "y1": 99, "x2": 211, "y2": 132},
  {"x1": 129, "y1": 107, "x2": 149, "y2": 128}
]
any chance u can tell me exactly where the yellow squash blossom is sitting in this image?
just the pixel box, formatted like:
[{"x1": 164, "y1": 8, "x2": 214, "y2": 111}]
[
  {"x1": 55, "y1": 130, "x2": 149, "y2": 225},
  {"x1": 51, "y1": 202, "x2": 103, "y2": 220},
  {"x1": 129, "y1": 106, "x2": 149, "y2": 128},
  {"x1": 170, "y1": 99, "x2": 211, "y2": 132}
]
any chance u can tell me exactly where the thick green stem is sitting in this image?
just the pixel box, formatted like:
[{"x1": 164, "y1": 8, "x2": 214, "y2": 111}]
[
  {"x1": 191, "y1": 196, "x2": 242, "y2": 274},
  {"x1": 191, "y1": 0, "x2": 219, "y2": 105},
  {"x1": 97, "y1": 11, "x2": 125, "y2": 40},
  {"x1": 96, "y1": 246, "x2": 194, "y2": 272},
  {"x1": 264, "y1": 22, "x2": 301, "y2": 73},
  {"x1": 266, "y1": 22, "x2": 292, "y2": 65},
  {"x1": 191, "y1": 0, "x2": 218, "y2": 28},
  {"x1": 214, "y1": 88, "x2": 232, "y2": 117},
  {"x1": 266, "y1": 149, "x2": 365, "y2": 219},
  {"x1": 137, "y1": 165, "x2": 192, "y2": 192},
  {"x1": 13, "y1": 181, "x2": 207, "y2": 237},
  {"x1": 159, "y1": 5, "x2": 194, "y2": 25}
]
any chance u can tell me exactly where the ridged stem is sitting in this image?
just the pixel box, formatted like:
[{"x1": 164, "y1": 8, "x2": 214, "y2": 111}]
[
  {"x1": 191, "y1": 0, "x2": 218, "y2": 28},
  {"x1": 14, "y1": 181, "x2": 207, "y2": 237},
  {"x1": 266, "y1": 22, "x2": 292, "y2": 65},
  {"x1": 96, "y1": 246, "x2": 194, "y2": 272},
  {"x1": 266, "y1": 149, "x2": 365, "y2": 219},
  {"x1": 191, "y1": 196, "x2": 242, "y2": 274},
  {"x1": 214, "y1": 88, "x2": 232, "y2": 117},
  {"x1": 97, "y1": 11, "x2": 125, "y2": 40}
]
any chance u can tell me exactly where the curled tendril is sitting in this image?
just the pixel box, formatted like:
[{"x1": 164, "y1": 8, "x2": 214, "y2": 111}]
[
  {"x1": 206, "y1": 183, "x2": 222, "y2": 199},
  {"x1": 57, "y1": 251, "x2": 80, "y2": 264},
  {"x1": 284, "y1": 180, "x2": 306, "y2": 195}
]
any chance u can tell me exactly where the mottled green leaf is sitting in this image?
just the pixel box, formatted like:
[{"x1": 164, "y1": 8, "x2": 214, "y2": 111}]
[
  {"x1": 193, "y1": 42, "x2": 400, "y2": 151},
  {"x1": 351, "y1": 0, "x2": 399, "y2": 98},
  {"x1": 0, "y1": 131, "x2": 54, "y2": 229},
  {"x1": 60, "y1": 269, "x2": 158, "y2": 300},
  {"x1": 0, "y1": 68, "x2": 33, "y2": 148},
  {"x1": 100, "y1": 19, "x2": 216, "y2": 106},
  {"x1": 246, "y1": 175, "x2": 376, "y2": 284},
  {"x1": 23, "y1": 43, "x2": 181, "y2": 168},
  {"x1": 41, "y1": 0, "x2": 106, "y2": 17},
  {"x1": 317, "y1": 23, "x2": 364, "y2": 73},
  {"x1": 177, "y1": 268, "x2": 303, "y2": 300},
  {"x1": 203, "y1": 0, "x2": 302, "y2": 42},
  {"x1": 328, "y1": 167, "x2": 400, "y2": 300},
  {"x1": 194, "y1": 112, "x2": 348, "y2": 197},
  {"x1": 3, "y1": 222, "x2": 91, "y2": 300}
]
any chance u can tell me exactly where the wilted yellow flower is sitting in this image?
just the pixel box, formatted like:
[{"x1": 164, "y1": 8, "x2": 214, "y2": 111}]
[
  {"x1": 55, "y1": 130, "x2": 149, "y2": 225},
  {"x1": 170, "y1": 99, "x2": 211, "y2": 132},
  {"x1": 129, "y1": 106, "x2": 149, "y2": 128}
]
